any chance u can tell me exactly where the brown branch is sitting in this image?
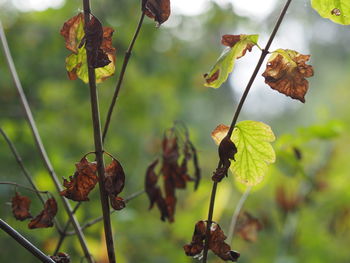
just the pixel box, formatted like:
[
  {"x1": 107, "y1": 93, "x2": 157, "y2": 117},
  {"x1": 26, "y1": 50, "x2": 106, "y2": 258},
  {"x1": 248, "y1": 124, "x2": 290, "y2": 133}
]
[
  {"x1": 82, "y1": 1, "x2": 115, "y2": 262},
  {"x1": 0, "y1": 181, "x2": 49, "y2": 194},
  {"x1": 201, "y1": 1, "x2": 293, "y2": 262},
  {"x1": 0, "y1": 21, "x2": 93, "y2": 263},
  {"x1": 102, "y1": 11, "x2": 145, "y2": 142},
  {"x1": 0, "y1": 219, "x2": 56, "y2": 263}
]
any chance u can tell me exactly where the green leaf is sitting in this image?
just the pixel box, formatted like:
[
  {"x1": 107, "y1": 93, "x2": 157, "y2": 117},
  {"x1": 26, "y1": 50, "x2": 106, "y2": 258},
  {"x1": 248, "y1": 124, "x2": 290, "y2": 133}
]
[
  {"x1": 211, "y1": 121, "x2": 275, "y2": 185},
  {"x1": 311, "y1": 0, "x2": 350, "y2": 25},
  {"x1": 204, "y1": 34, "x2": 259, "y2": 89}
]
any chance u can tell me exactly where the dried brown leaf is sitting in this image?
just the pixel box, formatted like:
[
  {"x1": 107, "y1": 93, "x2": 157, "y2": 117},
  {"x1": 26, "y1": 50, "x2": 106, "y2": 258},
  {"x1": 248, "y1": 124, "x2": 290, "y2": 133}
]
[
  {"x1": 12, "y1": 192, "x2": 32, "y2": 221},
  {"x1": 50, "y1": 252, "x2": 70, "y2": 263},
  {"x1": 275, "y1": 185, "x2": 302, "y2": 213},
  {"x1": 60, "y1": 157, "x2": 98, "y2": 201},
  {"x1": 28, "y1": 198, "x2": 57, "y2": 229},
  {"x1": 262, "y1": 49, "x2": 314, "y2": 103},
  {"x1": 235, "y1": 212, "x2": 263, "y2": 242},
  {"x1": 60, "y1": 13, "x2": 84, "y2": 53},
  {"x1": 143, "y1": 0, "x2": 171, "y2": 26}
]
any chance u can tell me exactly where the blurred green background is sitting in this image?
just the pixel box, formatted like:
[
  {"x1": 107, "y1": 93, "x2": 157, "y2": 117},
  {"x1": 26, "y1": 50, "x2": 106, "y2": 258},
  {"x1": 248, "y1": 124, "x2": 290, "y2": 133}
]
[{"x1": 1, "y1": 0, "x2": 350, "y2": 262}]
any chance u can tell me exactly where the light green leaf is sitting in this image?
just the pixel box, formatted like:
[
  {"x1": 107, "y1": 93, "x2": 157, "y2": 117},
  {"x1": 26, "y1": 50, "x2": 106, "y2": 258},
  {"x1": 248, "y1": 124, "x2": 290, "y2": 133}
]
[
  {"x1": 211, "y1": 120, "x2": 276, "y2": 185},
  {"x1": 204, "y1": 34, "x2": 259, "y2": 89},
  {"x1": 311, "y1": 0, "x2": 350, "y2": 25}
]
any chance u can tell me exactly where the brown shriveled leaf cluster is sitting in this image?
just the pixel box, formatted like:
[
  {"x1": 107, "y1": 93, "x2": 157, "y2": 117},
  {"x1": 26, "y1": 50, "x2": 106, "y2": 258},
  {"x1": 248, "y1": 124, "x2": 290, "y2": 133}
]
[
  {"x1": 145, "y1": 126, "x2": 200, "y2": 222},
  {"x1": 50, "y1": 252, "x2": 70, "y2": 263},
  {"x1": 142, "y1": 0, "x2": 171, "y2": 26},
  {"x1": 211, "y1": 124, "x2": 237, "y2": 182},
  {"x1": 28, "y1": 198, "x2": 57, "y2": 229},
  {"x1": 275, "y1": 185, "x2": 303, "y2": 213},
  {"x1": 12, "y1": 192, "x2": 32, "y2": 221},
  {"x1": 235, "y1": 212, "x2": 263, "y2": 242},
  {"x1": 60, "y1": 157, "x2": 98, "y2": 201},
  {"x1": 104, "y1": 158, "x2": 126, "y2": 210},
  {"x1": 262, "y1": 49, "x2": 314, "y2": 103},
  {"x1": 184, "y1": 221, "x2": 240, "y2": 261}
]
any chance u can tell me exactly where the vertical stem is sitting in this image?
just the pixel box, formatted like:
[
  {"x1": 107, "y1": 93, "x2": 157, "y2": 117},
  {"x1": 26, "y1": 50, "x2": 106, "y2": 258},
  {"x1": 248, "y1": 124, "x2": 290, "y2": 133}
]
[
  {"x1": 82, "y1": 1, "x2": 116, "y2": 263},
  {"x1": 202, "y1": 1, "x2": 293, "y2": 262},
  {"x1": 0, "y1": 219, "x2": 56, "y2": 263},
  {"x1": 0, "y1": 21, "x2": 93, "y2": 263},
  {"x1": 102, "y1": 12, "x2": 145, "y2": 142},
  {"x1": 227, "y1": 186, "x2": 252, "y2": 244}
]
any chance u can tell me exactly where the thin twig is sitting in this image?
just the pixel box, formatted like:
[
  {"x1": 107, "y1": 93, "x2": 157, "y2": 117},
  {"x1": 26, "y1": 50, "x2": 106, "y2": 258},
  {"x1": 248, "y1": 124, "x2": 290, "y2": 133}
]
[
  {"x1": 0, "y1": 128, "x2": 63, "y2": 232},
  {"x1": 201, "y1": 1, "x2": 293, "y2": 262},
  {"x1": 65, "y1": 189, "x2": 145, "y2": 236},
  {"x1": 0, "y1": 181, "x2": 49, "y2": 194},
  {"x1": 227, "y1": 186, "x2": 252, "y2": 244},
  {"x1": 53, "y1": 202, "x2": 82, "y2": 255},
  {"x1": 82, "y1": 1, "x2": 115, "y2": 262},
  {"x1": 0, "y1": 21, "x2": 93, "y2": 263},
  {"x1": 102, "y1": 11, "x2": 145, "y2": 142},
  {"x1": 0, "y1": 219, "x2": 56, "y2": 263}
]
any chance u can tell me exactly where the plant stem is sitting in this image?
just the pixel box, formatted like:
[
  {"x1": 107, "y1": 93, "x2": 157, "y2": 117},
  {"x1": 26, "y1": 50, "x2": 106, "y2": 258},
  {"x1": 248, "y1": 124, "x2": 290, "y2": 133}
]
[
  {"x1": 0, "y1": 219, "x2": 56, "y2": 263},
  {"x1": 201, "y1": 1, "x2": 292, "y2": 262},
  {"x1": 82, "y1": 1, "x2": 115, "y2": 262},
  {"x1": 0, "y1": 127, "x2": 63, "y2": 232},
  {"x1": 0, "y1": 21, "x2": 93, "y2": 262},
  {"x1": 53, "y1": 202, "x2": 81, "y2": 255},
  {"x1": 65, "y1": 189, "x2": 145, "y2": 236},
  {"x1": 0, "y1": 181, "x2": 49, "y2": 194},
  {"x1": 102, "y1": 11, "x2": 145, "y2": 142},
  {"x1": 227, "y1": 186, "x2": 252, "y2": 244}
]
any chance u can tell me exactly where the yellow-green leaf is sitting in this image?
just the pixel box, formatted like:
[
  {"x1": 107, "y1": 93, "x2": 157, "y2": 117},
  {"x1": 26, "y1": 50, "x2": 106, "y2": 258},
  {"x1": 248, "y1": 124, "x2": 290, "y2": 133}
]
[
  {"x1": 211, "y1": 121, "x2": 276, "y2": 186},
  {"x1": 204, "y1": 34, "x2": 259, "y2": 89},
  {"x1": 311, "y1": 0, "x2": 350, "y2": 25}
]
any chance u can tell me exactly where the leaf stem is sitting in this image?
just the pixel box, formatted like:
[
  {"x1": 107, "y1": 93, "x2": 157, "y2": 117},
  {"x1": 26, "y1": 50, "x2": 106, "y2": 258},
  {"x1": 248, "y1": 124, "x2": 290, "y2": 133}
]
[
  {"x1": 102, "y1": 11, "x2": 145, "y2": 142},
  {"x1": 227, "y1": 186, "x2": 252, "y2": 244},
  {"x1": 202, "y1": 1, "x2": 292, "y2": 262},
  {"x1": 0, "y1": 21, "x2": 93, "y2": 262},
  {"x1": 0, "y1": 181, "x2": 49, "y2": 194},
  {"x1": 82, "y1": 1, "x2": 115, "y2": 262},
  {"x1": 0, "y1": 219, "x2": 56, "y2": 263}
]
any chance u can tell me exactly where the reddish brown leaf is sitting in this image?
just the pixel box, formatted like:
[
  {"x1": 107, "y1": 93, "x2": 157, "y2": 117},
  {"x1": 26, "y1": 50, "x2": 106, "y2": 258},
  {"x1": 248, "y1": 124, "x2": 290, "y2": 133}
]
[
  {"x1": 275, "y1": 185, "x2": 302, "y2": 213},
  {"x1": 221, "y1": 35, "x2": 241, "y2": 47},
  {"x1": 60, "y1": 157, "x2": 98, "y2": 201},
  {"x1": 50, "y1": 252, "x2": 70, "y2": 263},
  {"x1": 143, "y1": 0, "x2": 171, "y2": 26},
  {"x1": 262, "y1": 49, "x2": 314, "y2": 103},
  {"x1": 184, "y1": 221, "x2": 240, "y2": 261},
  {"x1": 235, "y1": 212, "x2": 263, "y2": 242},
  {"x1": 60, "y1": 13, "x2": 84, "y2": 53},
  {"x1": 104, "y1": 158, "x2": 126, "y2": 211},
  {"x1": 28, "y1": 198, "x2": 57, "y2": 229},
  {"x1": 109, "y1": 196, "x2": 126, "y2": 211},
  {"x1": 12, "y1": 192, "x2": 32, "y2": 221}
]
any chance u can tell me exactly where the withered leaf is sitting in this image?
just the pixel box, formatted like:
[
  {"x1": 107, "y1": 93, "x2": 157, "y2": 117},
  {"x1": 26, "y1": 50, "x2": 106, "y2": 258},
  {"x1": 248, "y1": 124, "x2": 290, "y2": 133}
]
[
  {"x1": 104, "y1": 158, "x2": 126, "y2": 211},
  {"x1": 262, "y1": 49, "x2": 314, "y2": 103},
  {"x1": 189, "y1": 142, "x2": 201, "y2": 190},
  {"x1": 213, "y1": 136, "x2": 237, "y2": 182},
  {"x1": 50, "y1": 252, "x2": 70, "y2": 263},
  {"x1": 275, "y1": 185, "x2": 302, "y2": 213},
  {"x1": 60, "y1": 157, "x2": 98, "y2": 201},
  {"x1": 235, "y1": 212, "x2": 263, "y2": 242},
  {"x1": 61, "y1": 13, "x2": 116, "y2": 83},
  {"x1": 12, "y1": 192, "x2": 32, "y2": 221},
  {"x1": 28, "y1": 198, "x2": 57, "y2": 229},
  {"x1": 184, "y1": 221, "x2": 240, "y2": 261},
  {"x1": 142, "y1": 0, "x2": 171, "y2": 26}
]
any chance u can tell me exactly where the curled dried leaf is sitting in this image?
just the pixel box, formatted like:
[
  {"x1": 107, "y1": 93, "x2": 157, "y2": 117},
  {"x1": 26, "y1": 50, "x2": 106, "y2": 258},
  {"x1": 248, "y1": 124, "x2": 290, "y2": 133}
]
[
  {"x1": 235, "y1": 212, "x2": 263, "y2": 242},
  {"x1": 104, "y1": 158, "x2": 126, "y2": 211},
  {"x1": 143, "y1": 0, "x2": 171, "y2": 26},
  {"x1": 262, "y1": 49, "x2": 314, "y2": 103},
  {"x1": 61, "y1": 13, "x2": 116, "y2": 83},
  {"x1": 12, "y1": 192, "x2": 32, "y2": 221},
  {"x1": 28, "y1": 198, "x2": 57, "y2": 229},
  {"x1": 184, "y1": 221, "x2": 240, "y2": 261},
  {"x1": 50, "y1": 252, "x2": 70, "y2": 263},
  {"x1": 60, "y1": 157, "x2": 98, "y2": 201},
  {"x1": 275, "y1": 185, "x2": 302, "y2": 213}
]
